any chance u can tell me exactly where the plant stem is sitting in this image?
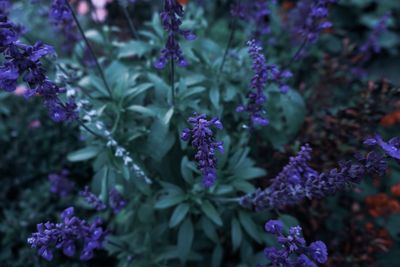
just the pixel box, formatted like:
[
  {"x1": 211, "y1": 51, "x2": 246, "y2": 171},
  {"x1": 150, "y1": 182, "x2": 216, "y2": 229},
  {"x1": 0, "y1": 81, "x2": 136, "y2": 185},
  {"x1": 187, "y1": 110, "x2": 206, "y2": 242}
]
[
  {"x1": 120, "y1": 5, "x2": 140, "y2": 40},
  {"x1": 281, "y1": 38, "x2": 308, "y2": 71},
  {"x1": 219, "y1": 20, "x2": 236, "y2": 73},
  {"x1": 170, "y1": 60, "x2": 175, "y2": 107},
  {"x1": 64, "y1": 0, "x2": 113, "y2": 98}
]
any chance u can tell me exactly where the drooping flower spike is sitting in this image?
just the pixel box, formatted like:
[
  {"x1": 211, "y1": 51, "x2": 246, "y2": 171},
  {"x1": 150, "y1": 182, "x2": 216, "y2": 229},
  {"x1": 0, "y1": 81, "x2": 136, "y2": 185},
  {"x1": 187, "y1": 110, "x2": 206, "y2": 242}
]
[
  {"x1": 181, "y1": 113, "x2": 224, "y2": 188},
  {"x1": 27, "y1": 207, "x2": 106, "y2": 261},
  {"x1": 241, "y1": 139, "x2": 389, "y2": 211},
  {"x1": 0, "y1": 15, "x2": 78, "y2": 121},
  {"x1": 154, "y1": 0, "x2": 196, "y2": 69}
]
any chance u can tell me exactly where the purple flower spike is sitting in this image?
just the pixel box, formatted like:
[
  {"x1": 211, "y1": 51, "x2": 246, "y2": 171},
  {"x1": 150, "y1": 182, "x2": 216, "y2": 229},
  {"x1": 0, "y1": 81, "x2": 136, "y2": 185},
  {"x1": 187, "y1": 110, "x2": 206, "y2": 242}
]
[
  {"x1": 240, "y1": 138, "x2": 395, "y2": 211},
  {"x1": 27, "y1": 207, "x2": 106, "y2": 261},
  {"x1": 49, "y1": 0, "x2": 79, "y2": 53},
  {"x1": 237, "y1": 40, "x2": 269, "y2": 127},
  {"x1": 359, "y1": 12, "x2": 391, "y2": 55},
  {"x1": 287, "y1": 0, "x2": 336, "y2": 51},
  {"x1": 154, "y1": 0, "x2": 196, "y2": 69},
  {"x1": 80, "y1": 186, "x2": 107, "y2": 211},
  {"x1": 258, "y1": 220, "x2": 328, "y2": 267},
  {"x1": 109, "y1": 188, "x2": 128, "y2": 214},
  {"x1": 181, "y1": 113, "x2": 224, "y2": 188},
  {"x1": 48, "y1": 169, "x2": 75, "y2": 197},
  {"x1": 0, "y1": 14, "x2": 78, "y2": 122}
]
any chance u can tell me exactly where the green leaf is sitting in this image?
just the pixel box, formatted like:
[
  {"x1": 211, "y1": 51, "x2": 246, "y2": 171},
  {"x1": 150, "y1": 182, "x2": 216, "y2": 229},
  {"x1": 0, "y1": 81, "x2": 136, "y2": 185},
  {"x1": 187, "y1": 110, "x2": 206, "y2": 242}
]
[
  {"x1": 238, "y1": 211, "x2": 262, "y2": 243},
  {"x1": 279, "y1": 214, "x2": 300, "y2": 229},
  {"x1": 209, "y1": 87, "x2": 220, "y2": 109},
  {"x1": 124, "y1": 83, "x2": 153, "y2": 100},
  {"x1": 234, "y1": 167, "x2": 266, "y2": 180},
  {"x1": 211, "y1": 244, "x2": 223, "y2": 267},
  {"x1": 201, "y1": 200, "x2": 223, "y2": 226},
  {"x1": 146, "y1": 119, "x2": 175, "y2": 161},
  {"x1": 386, "y1": 214, "x2": 400, "y2": 240},
  {"x1": 201, "y1": 217, "x2": 218, "y2": 242},
  {"x1": 118, "y1": 40, "x2": 152, "y2": 58},
  {"x1": 67, "y1": 146, "x2": 101, "y2": 162},
  {"x1": 127, "y1": 105, "x2": 156, "y2": 117},
  {"x1": 180, "y1": 156, "x2": 194, "y2": 184},
  {"x1": 177, "y1": 218, "x2": 194, "y2": 262},
  {"x1": 155, "y1": 194, "x2": 186, "y2": 209},
  {"x1": 169, "y1": 203, "x2": 190, "y2": 228},
  {"x1": 231, "y1": 218, "x2": 243, "y2": 251}
]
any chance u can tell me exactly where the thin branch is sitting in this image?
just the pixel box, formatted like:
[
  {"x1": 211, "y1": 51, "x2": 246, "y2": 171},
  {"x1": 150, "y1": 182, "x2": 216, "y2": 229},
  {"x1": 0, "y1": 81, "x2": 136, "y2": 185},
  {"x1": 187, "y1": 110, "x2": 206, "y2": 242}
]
[
  {"x1": 170, "y1": 60, "x2": 175, "y2": 107},
  {"x1": 120, "y1": 5, "x2": 140, "y2": 40},
  {"x1": 64, "y1": 0, "x2": 113, "y2": 98},
  {"x1": 219, "y1": 20, "x2": 236, "y2": 74}
]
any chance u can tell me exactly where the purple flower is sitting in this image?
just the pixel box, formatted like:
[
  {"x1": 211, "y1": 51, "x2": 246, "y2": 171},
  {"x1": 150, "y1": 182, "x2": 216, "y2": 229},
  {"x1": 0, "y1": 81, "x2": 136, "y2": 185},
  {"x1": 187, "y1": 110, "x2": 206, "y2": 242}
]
[
  {"x1": 309, "y1": 241, "x2": 328, "y2": 263},
  {"x1": 27, "y1": 207, "x2": 106, "y2": 261},
  {"x1": 154, "y1": 0, "x2": 196, "y2": 69},
  {"x1": 80, "y1": 186, "x2": 107, "y2": 211},
  {"x1": 0, "y1": 16, "x2": 20, "y2": 51},
  {"x1": 49, "y1": 0, "x2": 79, "y2": 53},
  {"x1": 230, "y1": 0, "x2": 275, "y2": 38},
  {"x1": 287, "y1": 0, "x2": 335, "y2": 53},
  {"x1": 181, "y1": 113, "x2": 224, "y2": 188},
  {"x1": 237, "y1": 40, "x2": 269, "y2": 126},
  {"x1": 109, "y1": 188, "x2": 128, "y2": 214},
  {"x1": 0, "y1": 15, "x2": 78, "y2": 122},
  {"x1": 48, "y1": 169, "x2": 75, "y2": 197},
  {"x1": 0, "y1": 64, "x2": 18, "y2": 91},
  {"x1": 0, "y1": 0, "x2": 10, "y2": 16},
  {"x1": 359, "y1": 12, "x2": 391, "y2": 55},
  {"x1": 264, "y1": 219, "x2": 283, "y2": 234},
  {"x1": 372, "y1": 134, "x2": 400, "y2": 160},
  {"x1": 259, "y1": 220, "x2": 328, "y2": 266},
  {"x1": 237, "y1": 40, "x2": 292, "y2": 127}
]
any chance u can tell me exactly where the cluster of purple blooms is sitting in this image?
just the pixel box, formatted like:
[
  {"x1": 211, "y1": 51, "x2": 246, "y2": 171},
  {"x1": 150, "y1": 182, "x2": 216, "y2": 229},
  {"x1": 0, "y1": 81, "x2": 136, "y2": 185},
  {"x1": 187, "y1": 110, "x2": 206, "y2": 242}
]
[
  {"x1": 288, "y1": 0, "x2": 335, "y2": 48},
  {"x1": 181, "y1": 114, "x2": 224, "y2": 188},
  {"x1": 48, "y1": 169, "x2": 75, "y2": 197},
  {"x1": 0, "y1": 11, "x2": 78, "y2": 121},
  {"x1": 230, "y1": 0, "x2": 276, "y2": 39},
  {"x1": 240, "y1": 139, "x2": 389, "y2": 211},
  {"x1": 258, "y1": 220, "x2": 328, "y2": 267},
  {"x1": 80, "y1": 186, "x2": 128, "y2": 214},
  {"x1": 358, "y1": 12, "x2": 391, "y2": 65},
  {"x1": 364, "y1": 134, "x2": 400, "y2": 160},
  {"x1": 27, "y1": 207, "x2": 106, "y2": 261},
  {"x1": 49, "y1": 0, "x2": 79, "y2": 53},
  {"x1": 237, "y1": 40, "x2": 292, "y2": 127},
  {"x1": 154, "y1": 0, "x2": 196, "y2": 69}
]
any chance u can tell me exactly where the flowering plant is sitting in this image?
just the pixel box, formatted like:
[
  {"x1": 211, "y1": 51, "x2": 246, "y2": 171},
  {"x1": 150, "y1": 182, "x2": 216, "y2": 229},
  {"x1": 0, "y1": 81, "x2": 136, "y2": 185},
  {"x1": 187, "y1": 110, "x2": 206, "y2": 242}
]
[{"x1": 1, "y1": 0, "x2": 400, "y2": 267}]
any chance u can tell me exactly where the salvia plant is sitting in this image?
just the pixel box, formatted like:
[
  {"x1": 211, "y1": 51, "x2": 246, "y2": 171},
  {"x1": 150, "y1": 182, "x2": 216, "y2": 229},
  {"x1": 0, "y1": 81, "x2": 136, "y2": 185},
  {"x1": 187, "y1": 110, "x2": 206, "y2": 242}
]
[{"x1": 1, "y1": 0, "x2": 400, "y2": 267}]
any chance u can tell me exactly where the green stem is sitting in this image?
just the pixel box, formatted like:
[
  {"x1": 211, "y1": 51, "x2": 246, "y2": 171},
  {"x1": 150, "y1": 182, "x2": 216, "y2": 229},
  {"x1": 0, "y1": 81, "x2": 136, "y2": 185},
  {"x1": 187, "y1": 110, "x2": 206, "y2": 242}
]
[
  {"x1": 120, "y1": 5, "x2": 140, "y2": 40},
  {"x1": 64, "y1": 0, "x2": 113, "y2": 98},
  {"x1": 170, "y1": 60, "x2": 175, "y2": 107},
  {"x1": 219, "y1": 21, "x2": 236, "y2": 74}
]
